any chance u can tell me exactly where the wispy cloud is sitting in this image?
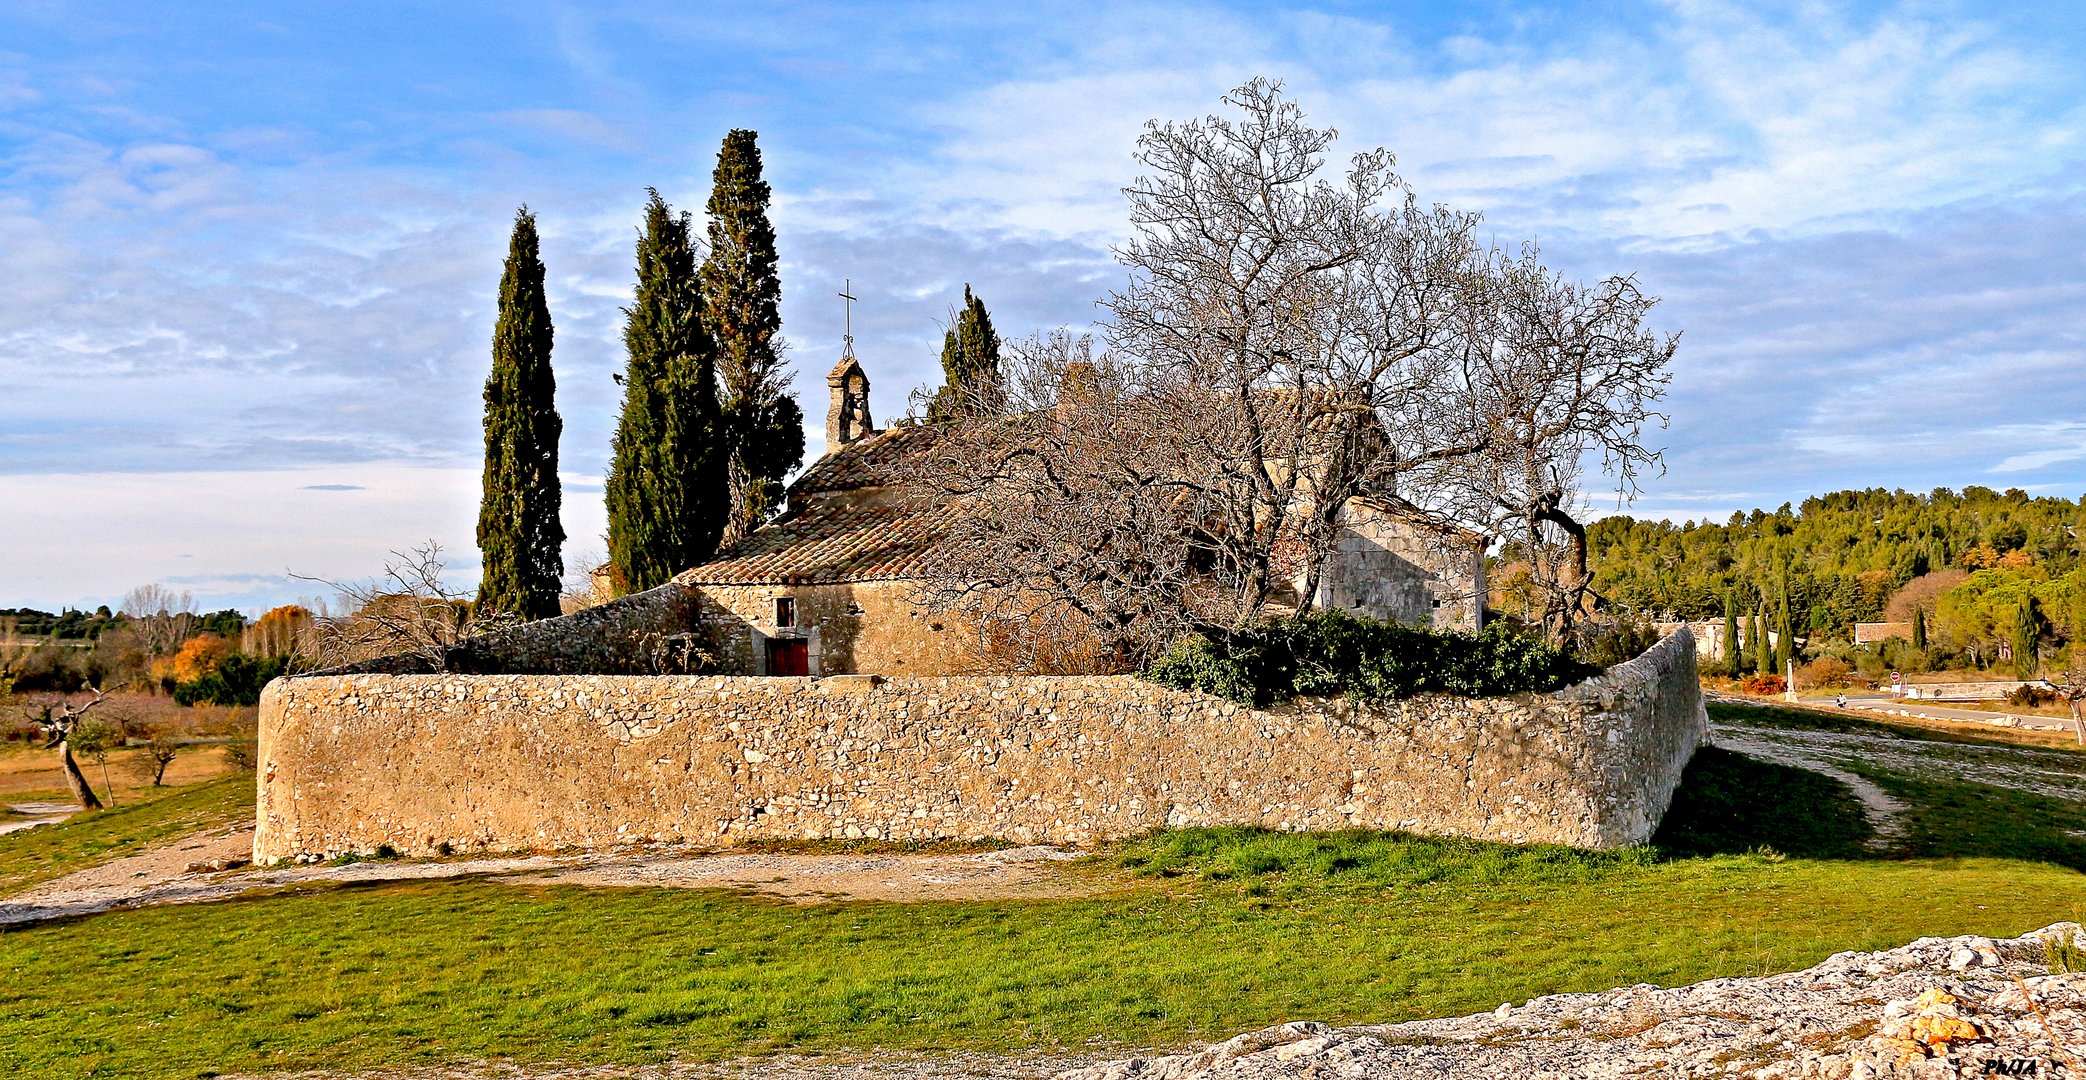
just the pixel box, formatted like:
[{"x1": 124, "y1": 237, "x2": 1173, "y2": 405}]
[{"x1": 2, "y1": 0, "x2": 2083, "y2": 609}]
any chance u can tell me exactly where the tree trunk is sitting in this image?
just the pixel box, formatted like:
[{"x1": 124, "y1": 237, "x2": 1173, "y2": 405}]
[
  {"x1": 2072, "y1": 696, "x2": 2083, "y2": 748},
  {"x1": 1533, "y1": 496, "x2": 1592, "y2": 644},
  {"x1": 58, "y1": 741, "x2": 103, "y2": 811}
]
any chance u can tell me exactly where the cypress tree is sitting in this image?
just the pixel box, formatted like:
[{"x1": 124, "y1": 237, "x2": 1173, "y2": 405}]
[
  {"x1": 700, "y1": 129, "x2": 803, "y2": 548},
  {"x1": 476, "y1": 207, "x2": 565, "y2": 620},
  {"x1": 2015, "y1": 596, "x2": 2041, "y2": 680},
  {"x1": 1721, "y1": 595, "x2": 1741, "y2": 678},
  {"x1": 1752, "y1": 612, "x2": 1771, "y2": 676},
  {"x1": 606, "y1": 189, "x2": 726, "y2": 595},
  {"x1": 1912, "y1": 608, "x2": 1928, "y2": 652},
  {"x1": 928, "y1": 284, "x2": 1003, "y2": 421},
  {"x1": 1741, "y1": 612, "x2": 1756, "y2": 676},
  {"x1": 1777, "y1": 603, "x2": 1797, "y2": 669}
]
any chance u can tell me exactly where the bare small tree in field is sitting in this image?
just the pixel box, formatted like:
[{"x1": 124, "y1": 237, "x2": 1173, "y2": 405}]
[
  {"x1": 23, "y1": 688, "x2": 109, "y2": 811},
  {"x1": 295, "y1": 541, "x2": 512, "y2": 672},
  {"x1": 126, "y1": 709, "x2": 192, "y2": 787}
]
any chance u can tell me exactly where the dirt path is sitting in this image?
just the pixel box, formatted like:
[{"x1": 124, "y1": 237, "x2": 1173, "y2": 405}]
[
  {"x1": 0, "y1": 800, "x2": 80, "y2": 836},
  {"x1": 1714, "y1": 729, "x2": 1911, "y2": 849},
  {"x1": 0, "y1": 833, "x2": 1098, "y2": 927}
]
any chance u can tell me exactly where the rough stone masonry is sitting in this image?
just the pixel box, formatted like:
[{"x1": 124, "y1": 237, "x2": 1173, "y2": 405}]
[{"x1": 252, "y1": 629, "x2": 1704, "y2": 862}]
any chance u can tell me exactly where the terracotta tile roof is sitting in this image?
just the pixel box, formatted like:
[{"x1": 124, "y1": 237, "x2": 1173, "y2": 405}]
[
  {"x1": 679, "y1": 498, "x2": 956, "y2": 585},
  {"x1": 788, "y1": 423, "x2": 947, "y2": 499}
]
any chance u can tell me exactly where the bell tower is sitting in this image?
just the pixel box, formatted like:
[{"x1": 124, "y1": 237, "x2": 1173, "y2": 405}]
[
  {"x1": 825, "y1": 278, "x2": 875, "y2": 450},
  {"x1": 827, "y1": 353, "x2": 874, "y2": 450}
]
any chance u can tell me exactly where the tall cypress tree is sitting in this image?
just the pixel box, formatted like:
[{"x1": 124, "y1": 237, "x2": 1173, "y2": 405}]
[
  {"x1": 1777, "y1": 603, "x2": 1797, "y2": 670},
  {"x1": 928, "y1": 284, "x2": 1003, "y2": 421},
  {"x1": 1912, "y1": 607, "x2": 1928, "y2": 652},
  {"x1": 606, "y1": 190, "x2": 726, "y2": 595},
  {"x1": 476, "y1": 207, "x2": 565, "y2": 620},
  {"x1": 700, "y1": 129, "x2": 803, "y2": 547},
  {"x1": 2015, "y1": 596, "x2": 2041, "y2": 680},
  {"x1": 1752, "y1": 612, "x2": 1771, "y2": 676},
  {"x1": 1721, "y1": 595, "x2": 1741, "y2": 678}
]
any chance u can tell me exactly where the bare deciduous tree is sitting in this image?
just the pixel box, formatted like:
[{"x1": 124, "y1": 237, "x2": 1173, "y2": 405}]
[
  {"x1": 120, "y1": 584, "x2": 197, "y2": 657},
  {"x1": 909, "y1": 80, "x2": 1675, "y2": 659},
  {"x1": 294, "y1": 541, "x2": 512, "y2": 672},
  {"x1": 2054, "y1": 648, "x2": 2086, "y2": 748},
  {"x1": 1406, "y1": 245, "x2": 1676, "y2": 643},
  {"x1": 913, "y1": 335, "x2": 1233, "y2": 665}
]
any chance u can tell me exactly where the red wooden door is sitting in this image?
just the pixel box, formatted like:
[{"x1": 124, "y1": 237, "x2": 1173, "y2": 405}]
[{"x1": 768, "y1": 638, "x2": 810, "y2": 676}]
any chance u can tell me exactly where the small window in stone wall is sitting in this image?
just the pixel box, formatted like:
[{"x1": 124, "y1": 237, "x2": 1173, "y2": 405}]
[{"x1": 775, "y1": 596, "x2": 796, "y2": 628}]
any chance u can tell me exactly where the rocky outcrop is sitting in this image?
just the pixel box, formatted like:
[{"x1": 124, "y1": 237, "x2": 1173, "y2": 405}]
[{"x1": 1062, "y1": 924, "x2": 2086, "y2": 1079}]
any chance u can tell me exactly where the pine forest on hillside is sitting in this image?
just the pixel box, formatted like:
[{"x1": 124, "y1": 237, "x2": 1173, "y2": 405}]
[{"x1": 1583, "y1": 486, "x2": 2086, "y2": 672}]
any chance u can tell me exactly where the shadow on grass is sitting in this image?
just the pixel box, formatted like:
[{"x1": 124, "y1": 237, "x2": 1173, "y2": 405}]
[
  {"x1": 1651, "y1": 745, "x2": 1874, "y2": 860},
  {"x1": 1851, "y1": 766, "x2": 2086, "y2": 872},
  {"x1": 1114, "y1": 745, "x2": 1882, "y2": 887}
]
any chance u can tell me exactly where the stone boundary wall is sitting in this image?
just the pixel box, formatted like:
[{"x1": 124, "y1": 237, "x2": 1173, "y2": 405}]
[
  {"x1": 255, "y1": 629, "x2": 1705, "y2": 861},
  {"x1": 316, "y1": 581, "x2": 698, "y2": 676}
]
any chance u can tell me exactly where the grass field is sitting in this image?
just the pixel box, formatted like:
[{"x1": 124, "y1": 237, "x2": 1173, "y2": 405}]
[
  {"x1": 0, "y1": 740, "x2": 242, "y2": 805},
  {"x1": 2, "y1": 702, "x2": 2084, "y2": 1078},
  {"x1": 0, "y1": 776, "x2": 252, "y2": 895}
]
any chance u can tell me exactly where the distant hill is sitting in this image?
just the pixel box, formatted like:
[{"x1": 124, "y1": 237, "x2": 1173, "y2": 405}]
[{"x1": 1587, "y1": 486, "x2": 2086, "y2": 629}]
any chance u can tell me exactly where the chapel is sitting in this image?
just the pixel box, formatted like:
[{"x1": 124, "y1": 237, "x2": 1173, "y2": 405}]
[{"x1": 674, "y1": 350, "x2": 1488, "y2": 677}]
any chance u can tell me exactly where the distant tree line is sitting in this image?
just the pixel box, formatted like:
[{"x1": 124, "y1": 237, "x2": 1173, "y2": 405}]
[
  {"x1": 1582, "y1": 485, "x2": 2086, "y2": 678},
  {"x1": 2, "y1": 595, "x2": 308, "y2": 703}
]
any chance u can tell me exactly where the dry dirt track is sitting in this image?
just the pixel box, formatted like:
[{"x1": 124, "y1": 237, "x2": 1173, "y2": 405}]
[{"x1": 0, "y1": 830, "x2": 1095, "y2": 927}]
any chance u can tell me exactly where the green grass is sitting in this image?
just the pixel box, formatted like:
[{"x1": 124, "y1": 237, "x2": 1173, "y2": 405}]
[
  {"x1": 1113, "y1": 825, "x2": 1660, "y2": 888},
  {"x1": 0, "y1": 776, "x2": 253, "y2": 896},
  {"x1": 4, "y1": 857, "x2": 2079, "y2": 1078},
  {"x1": 3, "y1": 703, "x2": 2086, "y2": 1078},
  {"x1": 1854, "y1": 765, "x2": 2086, "y2": 870},
  {"x1": 1652, "y1": 745, "x2": 1876, "y2": 859}
]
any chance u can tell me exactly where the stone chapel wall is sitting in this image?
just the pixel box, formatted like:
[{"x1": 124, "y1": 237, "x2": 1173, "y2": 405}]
[
  {"x1": 689, "y1": 581, "x2": 973, "y2": 677},
  {"x1": 254, "y1": 628, "x2": 1705, "y2": 861}
]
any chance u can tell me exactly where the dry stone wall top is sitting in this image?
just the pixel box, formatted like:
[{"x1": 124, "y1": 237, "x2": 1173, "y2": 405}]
[{"x1": 254, "y1": 629, "x2": 1705, "y2": 862}]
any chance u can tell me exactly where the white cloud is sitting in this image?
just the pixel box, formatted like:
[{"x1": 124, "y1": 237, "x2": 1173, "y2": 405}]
[
  {"x1": 5, "y1": 0, "x2": 2086, "y2": 609},
  {"x1": 0, "y1": 464, "x2": 610, "y2": 614}
]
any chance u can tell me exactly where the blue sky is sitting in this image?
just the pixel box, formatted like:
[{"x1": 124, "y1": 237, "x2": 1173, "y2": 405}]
[{"x1": 3, "y1": 0, "x2": 2084, "y2": 614}]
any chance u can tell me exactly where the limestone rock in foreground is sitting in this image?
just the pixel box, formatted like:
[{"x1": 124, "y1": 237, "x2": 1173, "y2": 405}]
[{"x1": 1061, "y1": 924, "x2": 2086, "y2": 1079}]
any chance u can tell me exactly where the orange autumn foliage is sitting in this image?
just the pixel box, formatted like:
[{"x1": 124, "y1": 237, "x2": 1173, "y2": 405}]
[{"x1": 169, "y1": 633, "x2": 233, "y2": 683}]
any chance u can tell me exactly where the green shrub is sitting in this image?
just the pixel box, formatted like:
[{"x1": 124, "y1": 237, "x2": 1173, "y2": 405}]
[
  {"x1": 1141, "y1": 611, "x2": 1599, "y2": 707},
  {"x1": 174, "y1": 653, "x2": 286, "y2": 707}
]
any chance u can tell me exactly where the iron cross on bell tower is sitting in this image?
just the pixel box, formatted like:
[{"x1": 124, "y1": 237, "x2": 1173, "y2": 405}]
[
  {"x1": 838, "y1": 278, "x2": 857, "y2": 360},
  {"x1": 826, "y1": 277, "x2": 875, "y2": 448}
]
